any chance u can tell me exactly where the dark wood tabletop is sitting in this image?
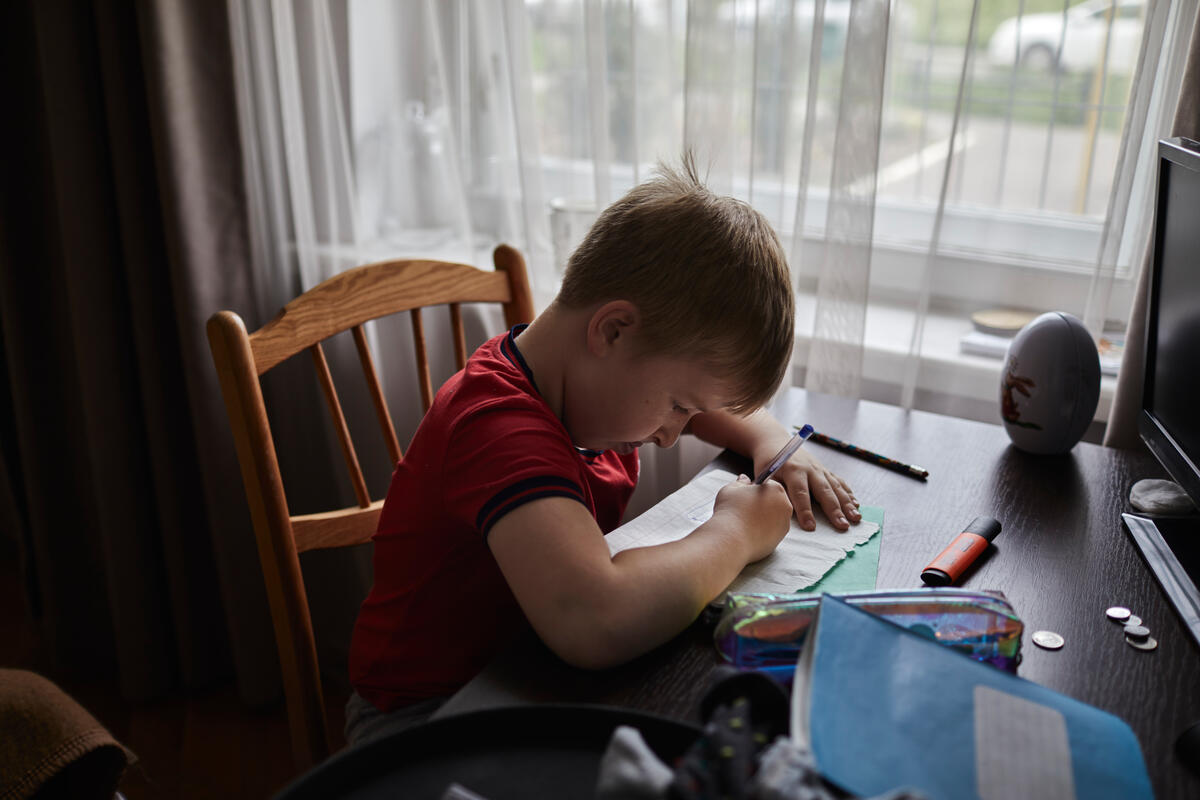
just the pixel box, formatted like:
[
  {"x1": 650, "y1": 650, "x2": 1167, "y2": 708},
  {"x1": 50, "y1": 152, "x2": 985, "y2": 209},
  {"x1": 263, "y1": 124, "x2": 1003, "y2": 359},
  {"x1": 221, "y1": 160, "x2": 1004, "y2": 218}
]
[{"x1": 437, "y1": 389, "x2": 1200, "y2": 799}]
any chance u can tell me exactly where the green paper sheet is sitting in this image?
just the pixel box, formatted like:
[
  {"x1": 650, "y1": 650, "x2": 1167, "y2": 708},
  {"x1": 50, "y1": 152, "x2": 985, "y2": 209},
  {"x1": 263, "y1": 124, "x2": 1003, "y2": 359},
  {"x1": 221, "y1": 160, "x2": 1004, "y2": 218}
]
[{"x1": 799, "y1": 505, "x2": 883, "y2": 594}]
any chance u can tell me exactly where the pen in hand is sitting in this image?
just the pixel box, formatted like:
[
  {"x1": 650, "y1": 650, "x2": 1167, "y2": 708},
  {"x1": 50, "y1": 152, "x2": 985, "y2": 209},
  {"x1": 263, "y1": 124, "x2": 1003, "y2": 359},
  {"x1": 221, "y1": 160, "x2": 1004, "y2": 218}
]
[{"x1": 753, "y1": 424, "x2": 815, "y2": 484}]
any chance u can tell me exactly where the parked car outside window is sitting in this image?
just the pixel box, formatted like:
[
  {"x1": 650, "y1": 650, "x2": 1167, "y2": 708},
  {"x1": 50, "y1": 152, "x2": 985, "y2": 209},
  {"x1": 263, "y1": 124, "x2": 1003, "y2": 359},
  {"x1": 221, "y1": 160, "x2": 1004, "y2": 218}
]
[{"x1": 987, "y1": 0, "x2": 1145, "y2": 73}]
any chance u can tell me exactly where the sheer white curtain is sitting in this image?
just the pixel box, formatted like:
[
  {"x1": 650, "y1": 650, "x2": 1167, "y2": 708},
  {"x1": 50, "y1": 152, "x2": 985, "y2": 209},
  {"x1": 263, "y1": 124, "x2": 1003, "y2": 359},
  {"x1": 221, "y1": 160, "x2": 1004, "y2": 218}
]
[
  {"x1": 230, "y1": 0, "x2": 555, "y2": 291},
  {"x1": 230, "y1": 0, "x2": 1197, "y2": 509},
  {"x1": 526, "y1": 0, "x2": 1193, "y2": 421},
  {"x1": 229, "y1": 0, "x2": 568, "y2": 501}
]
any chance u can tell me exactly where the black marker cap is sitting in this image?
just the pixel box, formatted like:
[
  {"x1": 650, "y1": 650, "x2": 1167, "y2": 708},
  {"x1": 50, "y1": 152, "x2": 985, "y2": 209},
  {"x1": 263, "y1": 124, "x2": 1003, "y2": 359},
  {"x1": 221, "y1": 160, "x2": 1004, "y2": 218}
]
[
  {"x1": 920, "y1": 568, "x2": 952, "y2": 586},
  {"x1": 964, "y1": 516, "x2": 1002, "y2": 542}
]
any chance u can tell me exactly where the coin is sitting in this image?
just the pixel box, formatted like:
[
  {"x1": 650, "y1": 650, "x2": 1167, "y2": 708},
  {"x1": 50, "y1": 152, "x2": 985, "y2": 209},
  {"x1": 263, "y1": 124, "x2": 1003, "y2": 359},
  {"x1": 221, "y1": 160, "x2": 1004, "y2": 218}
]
[
  {"x1": 1106, "y1": 606, "x2": 1131, "y2": 622},
  {"x1": 1124, "y1": 624, "x2": 1151, "y2": 640},
  {"x1": 1125, "y1": 615, "x2": 1142, "y2": 627},
  {"x1": 1125, "y1": 635, "x2": 1158, "y2": 651},
  {"x1": 1032, "y1": 630, "x2": 1065, "y2": 650}
]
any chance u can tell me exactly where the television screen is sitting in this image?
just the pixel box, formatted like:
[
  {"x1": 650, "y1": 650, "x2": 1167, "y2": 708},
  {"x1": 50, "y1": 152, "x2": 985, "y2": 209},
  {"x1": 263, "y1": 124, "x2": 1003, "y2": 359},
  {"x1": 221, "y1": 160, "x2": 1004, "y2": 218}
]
[
  {"x1": 1128, "y1": 137, "x2": 1200, "y2": 652},
  {"x1": 1142, "y1": 138, "x2": 1200, "y2": 506}
]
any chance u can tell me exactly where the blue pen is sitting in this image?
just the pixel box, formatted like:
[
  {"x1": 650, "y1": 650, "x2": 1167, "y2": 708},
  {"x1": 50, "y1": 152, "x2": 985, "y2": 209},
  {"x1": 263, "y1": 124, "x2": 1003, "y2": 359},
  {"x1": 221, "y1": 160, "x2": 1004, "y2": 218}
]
[{"x1": 753, "y1": 424, "x2": 814, "y2": 484}]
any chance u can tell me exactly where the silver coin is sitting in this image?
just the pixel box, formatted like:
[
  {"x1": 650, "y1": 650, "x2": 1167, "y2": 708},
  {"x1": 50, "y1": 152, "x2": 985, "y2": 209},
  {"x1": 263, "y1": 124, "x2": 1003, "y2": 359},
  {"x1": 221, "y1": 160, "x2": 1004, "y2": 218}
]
[
  {"x1": 1125, "y1": 635, "x2": 1158, "y2": 651},
  {"x1": 1032, "y1": 630, "x2": 1065, "y2": 650},
  {"x1": 1105, "y1": 606, "x2": 1131, "y2": 622},
  {"x1": 1125, "y1": 614, "x2": 1143, "y2": 628},
  {"x1": 1124, "y1": 624, "x2": 1151, "y2": 640}
]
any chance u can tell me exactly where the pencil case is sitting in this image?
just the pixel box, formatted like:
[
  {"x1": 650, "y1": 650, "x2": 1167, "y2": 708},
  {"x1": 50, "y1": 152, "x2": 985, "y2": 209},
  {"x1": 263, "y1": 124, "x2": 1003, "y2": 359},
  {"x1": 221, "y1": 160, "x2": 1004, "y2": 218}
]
[{"x1": 713, "y1": 588, "x2": 1024, "y2": 683}]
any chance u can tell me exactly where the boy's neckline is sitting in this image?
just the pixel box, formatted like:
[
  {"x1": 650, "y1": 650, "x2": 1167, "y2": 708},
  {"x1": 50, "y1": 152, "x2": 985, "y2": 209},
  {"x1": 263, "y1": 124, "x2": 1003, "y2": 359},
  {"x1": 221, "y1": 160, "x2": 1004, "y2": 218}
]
[
  {"x1": 504, "y1": 324, "x2": 540, "y2": 395},
  {"x1": 507, "y1": 323, "x2": 608, "y2": 459}
]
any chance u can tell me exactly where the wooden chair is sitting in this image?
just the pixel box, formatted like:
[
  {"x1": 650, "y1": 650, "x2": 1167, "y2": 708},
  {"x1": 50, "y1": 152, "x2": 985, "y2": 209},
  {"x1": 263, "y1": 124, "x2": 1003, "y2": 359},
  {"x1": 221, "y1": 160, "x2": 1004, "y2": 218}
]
[{"x1": 206, "y1": 245, "x2": 534, "y2": 772}]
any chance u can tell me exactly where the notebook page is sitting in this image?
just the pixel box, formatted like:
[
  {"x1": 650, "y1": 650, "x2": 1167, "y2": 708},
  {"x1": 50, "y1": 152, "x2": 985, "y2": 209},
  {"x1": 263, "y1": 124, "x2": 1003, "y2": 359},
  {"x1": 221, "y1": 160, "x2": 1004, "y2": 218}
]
[{"x1": 606, "y1": 468, "x2": 878, "y2": 595}]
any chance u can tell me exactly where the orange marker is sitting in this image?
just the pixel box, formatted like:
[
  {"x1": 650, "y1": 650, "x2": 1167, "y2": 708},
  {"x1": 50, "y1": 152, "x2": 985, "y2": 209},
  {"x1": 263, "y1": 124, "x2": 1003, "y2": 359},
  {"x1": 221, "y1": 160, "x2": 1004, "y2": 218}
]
[{"x1": 921, "y1": 516, "x2": 1001, "y2": 586}]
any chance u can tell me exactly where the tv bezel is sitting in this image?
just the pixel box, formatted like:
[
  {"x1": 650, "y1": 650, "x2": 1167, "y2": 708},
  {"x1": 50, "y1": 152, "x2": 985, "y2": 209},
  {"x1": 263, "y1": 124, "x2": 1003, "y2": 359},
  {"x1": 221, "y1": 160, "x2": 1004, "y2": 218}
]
[{"x1": 1137, "y1": 137, "x2": 1200, "y2": 511}]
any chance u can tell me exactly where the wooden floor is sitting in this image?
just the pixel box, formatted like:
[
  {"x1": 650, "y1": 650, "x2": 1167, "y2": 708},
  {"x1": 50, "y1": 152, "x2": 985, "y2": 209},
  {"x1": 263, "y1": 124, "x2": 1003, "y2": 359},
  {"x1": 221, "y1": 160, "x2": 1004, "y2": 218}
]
[
  {"x1": 1, "y1": 549, "x2": 349, "y2": 799},
  {"x1": 66, "y1": 679, "x2": 347, "y2": 799}
]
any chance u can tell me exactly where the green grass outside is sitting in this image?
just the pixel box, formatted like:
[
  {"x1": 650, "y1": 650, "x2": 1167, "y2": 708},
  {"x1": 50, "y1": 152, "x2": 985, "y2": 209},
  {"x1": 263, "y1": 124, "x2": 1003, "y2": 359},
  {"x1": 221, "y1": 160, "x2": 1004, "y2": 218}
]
[
  {"x1": 890, "y1": 63, "x2": 1132, "y2": 128},
  {"x1": 820, "y1": 49, "x2": 1131, "y2": 130}
]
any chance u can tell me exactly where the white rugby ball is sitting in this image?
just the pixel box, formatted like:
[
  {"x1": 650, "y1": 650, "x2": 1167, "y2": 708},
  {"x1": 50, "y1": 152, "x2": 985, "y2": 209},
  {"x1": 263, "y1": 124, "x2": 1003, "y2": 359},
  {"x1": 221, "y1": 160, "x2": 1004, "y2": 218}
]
[{"x1": 999, "y1": 311, "x2": 1100, "y2": 454}]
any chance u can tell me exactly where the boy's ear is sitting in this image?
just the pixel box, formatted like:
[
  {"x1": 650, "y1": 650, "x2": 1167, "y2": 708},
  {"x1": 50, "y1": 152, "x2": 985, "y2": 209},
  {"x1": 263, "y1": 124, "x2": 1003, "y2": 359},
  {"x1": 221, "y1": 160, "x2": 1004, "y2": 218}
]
[{"x1": 586, "y1": 300, "x2": 639, "y2": 356}]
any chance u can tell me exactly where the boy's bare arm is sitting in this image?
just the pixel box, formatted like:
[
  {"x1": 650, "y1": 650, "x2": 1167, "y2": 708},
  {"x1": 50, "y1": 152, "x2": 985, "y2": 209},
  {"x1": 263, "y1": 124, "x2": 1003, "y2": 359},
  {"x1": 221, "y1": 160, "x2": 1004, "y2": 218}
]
[
  {"x1": 686, "y1": 408, "x2": 860, "y2": 531},
  {"x1": 487, "y1": 475, "x2": 790, "y2": 669}
]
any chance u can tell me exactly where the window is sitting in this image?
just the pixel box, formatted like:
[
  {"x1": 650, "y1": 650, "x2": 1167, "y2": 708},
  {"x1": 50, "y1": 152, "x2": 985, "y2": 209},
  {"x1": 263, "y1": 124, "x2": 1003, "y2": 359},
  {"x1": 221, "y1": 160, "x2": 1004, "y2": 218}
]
[
  {"x1": 238, "y1": 0, "x2": 1189, "y2": 430},
  {"x1": 525, "y1": 0, "x2": 1157, "y2": 318}
]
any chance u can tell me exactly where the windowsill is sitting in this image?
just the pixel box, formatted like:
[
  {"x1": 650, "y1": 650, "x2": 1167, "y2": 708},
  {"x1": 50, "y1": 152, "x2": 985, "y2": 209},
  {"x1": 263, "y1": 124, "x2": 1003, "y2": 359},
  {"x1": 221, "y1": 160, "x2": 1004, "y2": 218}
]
[
  {"x1": 295, "y1": 240, "x2": 1119, "y2": 434},
  {"x1": 790, "y1": 294, "x2": 1118, "y2": 430},
  {"x1": 539, "y1": 281, "x2": 1118, "y2": 432}
]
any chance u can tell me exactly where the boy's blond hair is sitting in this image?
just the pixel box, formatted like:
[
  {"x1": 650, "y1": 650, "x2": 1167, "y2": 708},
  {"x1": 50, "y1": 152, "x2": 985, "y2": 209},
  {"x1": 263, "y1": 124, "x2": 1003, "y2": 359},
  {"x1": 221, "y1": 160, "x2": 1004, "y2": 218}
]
[{"x1": 556, "y1": 155, "x2": 795, "y2": 414}]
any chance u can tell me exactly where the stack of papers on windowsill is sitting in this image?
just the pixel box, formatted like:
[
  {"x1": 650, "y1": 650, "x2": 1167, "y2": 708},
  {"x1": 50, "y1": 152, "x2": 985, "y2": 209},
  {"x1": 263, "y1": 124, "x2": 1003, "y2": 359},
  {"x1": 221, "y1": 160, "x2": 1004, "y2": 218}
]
[
  {"x1": 958, "y1": 330, "x2": 1013, "y2": 360},
  {"x1": 1097, "y1": 329, "x2": 1125, "y2": 376}
]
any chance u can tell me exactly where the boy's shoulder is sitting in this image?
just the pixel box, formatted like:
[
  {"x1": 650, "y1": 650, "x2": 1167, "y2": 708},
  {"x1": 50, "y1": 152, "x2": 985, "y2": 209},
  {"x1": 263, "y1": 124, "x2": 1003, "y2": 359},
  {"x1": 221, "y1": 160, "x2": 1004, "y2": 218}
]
[
  {"x1": 428, "y1": 327, "x2": 557, "y2": 434},
  {"x1": 403, "y1": 329, "x2": 583, "y2": 493}
]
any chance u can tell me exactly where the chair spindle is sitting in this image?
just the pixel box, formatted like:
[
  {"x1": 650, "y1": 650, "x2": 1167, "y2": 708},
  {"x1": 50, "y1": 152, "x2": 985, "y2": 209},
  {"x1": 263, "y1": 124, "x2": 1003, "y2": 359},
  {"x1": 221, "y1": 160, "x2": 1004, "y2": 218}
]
[
  {"x1": 351, "y1": 325, "x2": 403, "y2": 466},
  {"x1": 449, "y1": 303, "x2": 467, "y2": 370},
  {"x1": 309, "y1": 342, "x2": 371, "y2": 508},
  {"x1": 410, "y1": 308, "x2": 434, "y2": 412}
]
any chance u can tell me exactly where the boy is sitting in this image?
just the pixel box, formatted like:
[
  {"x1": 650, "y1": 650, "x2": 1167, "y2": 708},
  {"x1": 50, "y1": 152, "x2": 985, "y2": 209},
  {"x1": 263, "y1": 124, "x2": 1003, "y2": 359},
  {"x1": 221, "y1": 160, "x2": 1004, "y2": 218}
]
[{"x1": 346, "y1": 158, "x2": 859, "y2": 744}]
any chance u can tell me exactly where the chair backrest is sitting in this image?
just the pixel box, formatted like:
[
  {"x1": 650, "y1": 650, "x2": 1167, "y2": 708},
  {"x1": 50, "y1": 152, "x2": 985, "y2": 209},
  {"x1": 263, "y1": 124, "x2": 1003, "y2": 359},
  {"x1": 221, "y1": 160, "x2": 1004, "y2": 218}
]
[{"x1": 206, "y1": 245, "x2": 534, "y2": 772}]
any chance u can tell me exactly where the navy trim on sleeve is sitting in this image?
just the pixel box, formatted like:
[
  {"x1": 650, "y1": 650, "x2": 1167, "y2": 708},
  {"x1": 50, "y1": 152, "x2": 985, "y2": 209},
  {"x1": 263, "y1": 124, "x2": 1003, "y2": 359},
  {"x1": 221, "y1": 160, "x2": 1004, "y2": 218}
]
[
  {"x1": 479, "y1": 489, "x2": 591, "y2": 539},
  {"x1": 475, "y1": 475, "x2": 586, "y2": 535}
]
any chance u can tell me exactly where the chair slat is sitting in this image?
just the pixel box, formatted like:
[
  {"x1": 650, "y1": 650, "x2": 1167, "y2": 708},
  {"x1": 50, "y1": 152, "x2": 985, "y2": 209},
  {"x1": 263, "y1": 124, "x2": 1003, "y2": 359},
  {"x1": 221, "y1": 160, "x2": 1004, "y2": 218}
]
[
  {"x1": 309, "y1": 343, "x2": 371, "y2": 508},
  {"x1": 449, "y1": 304, "x2": 467, "y2": 370},
  {"x1": 351, "y1": 325, "x2": 402, "y2": 466},
  {"x1": 251, "y1": 260, "x2": 514, "y2": 373},
  {"x1": 291, "y1": 501, "x2": 383, "y2": 553},
  {"x1": 410, "y1": 309, "x2": 434, "y2": 412}
]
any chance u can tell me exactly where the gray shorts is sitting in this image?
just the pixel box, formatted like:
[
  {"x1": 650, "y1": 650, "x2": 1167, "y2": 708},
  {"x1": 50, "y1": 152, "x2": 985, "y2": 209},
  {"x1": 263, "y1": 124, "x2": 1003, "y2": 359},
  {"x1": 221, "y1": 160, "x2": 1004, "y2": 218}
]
[{"x1": 343, "y1": 690, "x2": 447, "y2": 748}]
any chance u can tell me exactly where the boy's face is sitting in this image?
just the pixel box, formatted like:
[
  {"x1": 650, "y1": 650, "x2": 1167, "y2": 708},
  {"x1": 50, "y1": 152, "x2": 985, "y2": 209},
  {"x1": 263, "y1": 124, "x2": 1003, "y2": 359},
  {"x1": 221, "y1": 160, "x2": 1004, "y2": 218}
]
[{"x1": 568, "y1": 348, "x2": 734, "y2": 454}]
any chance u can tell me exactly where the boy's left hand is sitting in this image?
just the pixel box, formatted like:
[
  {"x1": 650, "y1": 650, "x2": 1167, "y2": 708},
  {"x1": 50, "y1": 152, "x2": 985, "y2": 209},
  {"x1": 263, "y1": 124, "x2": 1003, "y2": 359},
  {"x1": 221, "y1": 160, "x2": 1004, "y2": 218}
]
[
  {"x1": 753, "y1": 445, "x2": 859, "y2": 531},
  {"x1": 686, "y1": 409, "x2": 859, "y2": 532}
]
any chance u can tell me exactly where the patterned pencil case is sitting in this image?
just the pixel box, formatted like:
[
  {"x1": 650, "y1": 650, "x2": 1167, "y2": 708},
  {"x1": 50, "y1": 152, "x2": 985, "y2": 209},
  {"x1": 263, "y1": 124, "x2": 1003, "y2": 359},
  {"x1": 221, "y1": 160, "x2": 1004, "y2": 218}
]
[{"x1": 713, "y1": 588, "x2": 1024, "y2": 682}]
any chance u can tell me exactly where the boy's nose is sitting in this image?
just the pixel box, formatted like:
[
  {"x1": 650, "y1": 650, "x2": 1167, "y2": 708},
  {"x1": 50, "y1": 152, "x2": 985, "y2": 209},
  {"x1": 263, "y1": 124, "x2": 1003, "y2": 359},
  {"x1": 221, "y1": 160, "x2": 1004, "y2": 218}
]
[{"x1": 652, "y1": 421, "x2": 684, "y2": 448}]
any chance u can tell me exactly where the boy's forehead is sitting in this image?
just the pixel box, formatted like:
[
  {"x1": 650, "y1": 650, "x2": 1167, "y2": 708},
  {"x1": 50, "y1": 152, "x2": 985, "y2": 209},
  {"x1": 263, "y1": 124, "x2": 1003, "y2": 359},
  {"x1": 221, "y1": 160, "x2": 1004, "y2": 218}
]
[{"x1": 662, "y1": 357, "x2": 738, "y2": 409}]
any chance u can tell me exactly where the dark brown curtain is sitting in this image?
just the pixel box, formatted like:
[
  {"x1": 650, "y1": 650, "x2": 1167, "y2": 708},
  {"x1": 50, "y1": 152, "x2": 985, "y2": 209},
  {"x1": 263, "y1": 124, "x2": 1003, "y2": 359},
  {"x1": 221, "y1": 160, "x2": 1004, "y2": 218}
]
[
  {"x1": 0, "y1": 0, "x2": 296, "y2": 705},
  {"x1": 1105, "y1": 4, "x2": 1200, "y2": 449}
]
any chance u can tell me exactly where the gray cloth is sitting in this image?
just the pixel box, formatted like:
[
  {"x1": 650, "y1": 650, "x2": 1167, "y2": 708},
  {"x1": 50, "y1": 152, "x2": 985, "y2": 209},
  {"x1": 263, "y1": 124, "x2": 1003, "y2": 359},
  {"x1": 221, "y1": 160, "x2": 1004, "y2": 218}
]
[
  {"x1": 750, "y1": 737, "x2": 927, "y2": 800},
  {"x1": 1129, "y1": 478, "x2": 1197, "y2": 515},
  {"x1": 343, "y1": 691, "x2": 447, "y2": 748},
  {"x1": 595, "y1": 727, "x2": 928, "y2": 800},
  {"x1": 595, "y1": 725, "x2": 676, "y2": 799}
]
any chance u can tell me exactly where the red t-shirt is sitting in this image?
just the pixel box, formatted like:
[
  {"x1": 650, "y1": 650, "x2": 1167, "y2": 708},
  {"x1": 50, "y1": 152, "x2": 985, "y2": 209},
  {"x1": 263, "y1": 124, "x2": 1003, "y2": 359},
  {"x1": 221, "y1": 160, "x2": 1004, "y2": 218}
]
[{"x1": 349, "y1": 326, "x2": 639, "y2": 710}]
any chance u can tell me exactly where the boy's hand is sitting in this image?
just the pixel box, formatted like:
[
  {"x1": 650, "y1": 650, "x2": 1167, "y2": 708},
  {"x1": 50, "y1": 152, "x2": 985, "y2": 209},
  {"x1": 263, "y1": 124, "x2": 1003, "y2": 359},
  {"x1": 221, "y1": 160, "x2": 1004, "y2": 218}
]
[
  {"x1": 711, "y1": 474, "x2": 793, "y2": 562},
  {"x1": 755, "y1": 445, "x2": 859, "y2": 532},
  {"x1": 686, "y1": 408, "x2": 860, "y2": 533}
]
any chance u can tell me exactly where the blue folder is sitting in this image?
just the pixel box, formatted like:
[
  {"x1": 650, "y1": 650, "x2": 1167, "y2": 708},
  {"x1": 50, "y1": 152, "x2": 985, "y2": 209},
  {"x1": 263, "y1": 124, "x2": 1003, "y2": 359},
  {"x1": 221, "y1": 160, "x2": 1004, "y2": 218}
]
[{"x1": 792, "y1": 595, "x2": 1154, "y2": 800}]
